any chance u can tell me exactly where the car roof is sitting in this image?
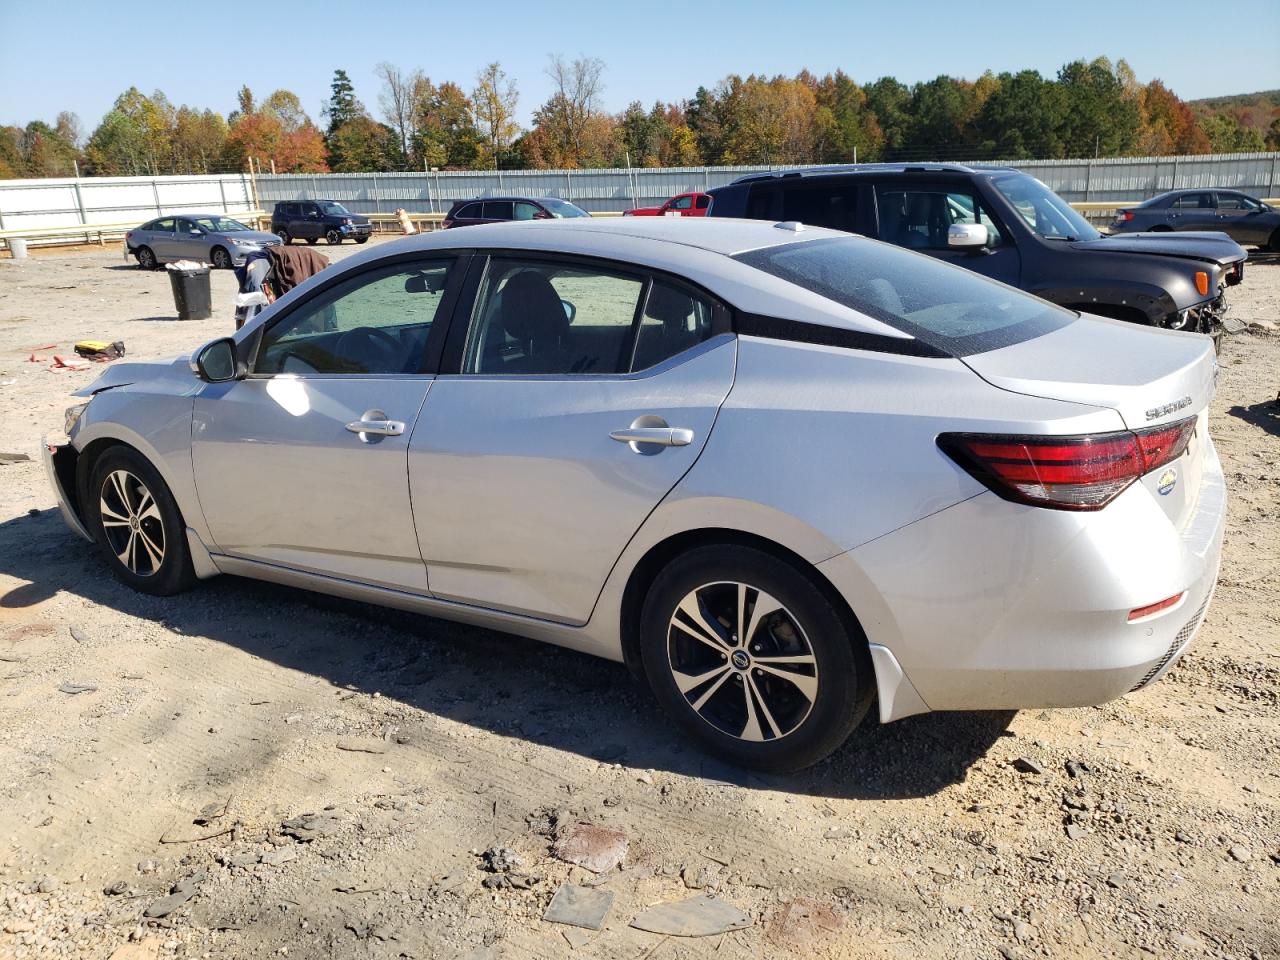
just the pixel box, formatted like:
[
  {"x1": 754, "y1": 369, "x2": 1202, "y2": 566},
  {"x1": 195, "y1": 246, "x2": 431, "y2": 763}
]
[
  {"x1": 452, "y1": 196, "x2": 579, "y2": 205},
  {"x1": 728, "y1": 162, "x2": 1020, "y2": 186}
]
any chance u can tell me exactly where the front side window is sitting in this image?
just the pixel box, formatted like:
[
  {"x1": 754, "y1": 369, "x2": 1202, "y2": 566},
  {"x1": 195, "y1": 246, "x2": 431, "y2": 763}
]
[
  {"x1": 514, "y1": 201, "x2": 540, "y2": 220},
  {"x1": 1216, "y1": 193, "x2": 1260, "y2": 211},
  {"x1": 875, "y1": 187, "x2": 1003, "y2": 248},
  {"x1": 463, "y1": 258, "x2": 644, "y2": 375},
  {"x1": 735, "y1": 236, "x2": 1073, "y2": 356},
  {"x1": 990, "y1": 174, "x2": 1099, "y2": 241},
  {"x1": 669, "y1": 195, "x2": 694, "y2": 210},
  {"x1": 256, "y1": 259, "x2": 453, "y2": 375},
  {"x1": 318, "y1": 201, "x2": 350, "y2": 216}
]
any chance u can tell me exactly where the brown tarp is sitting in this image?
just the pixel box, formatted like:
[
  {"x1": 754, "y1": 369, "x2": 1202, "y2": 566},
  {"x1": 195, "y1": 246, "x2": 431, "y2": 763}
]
[{"x1": 266, "y1": 245, "x2": 330, "y2": 294}]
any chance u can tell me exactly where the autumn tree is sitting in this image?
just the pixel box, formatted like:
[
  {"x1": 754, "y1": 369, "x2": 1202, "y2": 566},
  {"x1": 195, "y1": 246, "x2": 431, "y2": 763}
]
[
  {"x1": 376, "y1": 61, "x2": 423, "y2": 167},
  {"x1": 472, "y1": 62, "x2": 520, "y2": 168},
  {"x1": 416, "y1": 80, "x2": 482, "y2": 169},
  {"x1": 1056, "y1": 57, "x2": 1141, "y2": 157},
  {"x1": 973, "y1": 70, "x2": 1067, "y2": 158},
  {"x1": 812, "y1": 71, "x2": 882, "y2": 163}
]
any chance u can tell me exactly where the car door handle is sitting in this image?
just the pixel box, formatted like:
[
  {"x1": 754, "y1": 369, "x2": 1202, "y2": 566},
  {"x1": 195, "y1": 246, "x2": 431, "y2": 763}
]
[
  {"x1": 609, "y1": 427, "x2": 694, "y2": 447},
  {"x1": 346, "y1": 418, "x2": 405, "y2": 437}
]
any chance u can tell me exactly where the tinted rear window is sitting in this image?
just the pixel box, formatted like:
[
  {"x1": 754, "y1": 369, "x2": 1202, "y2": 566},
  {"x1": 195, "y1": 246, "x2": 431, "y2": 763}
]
[{"x1": 734, "y1": 236, "x2": 1073, "y2": 356}]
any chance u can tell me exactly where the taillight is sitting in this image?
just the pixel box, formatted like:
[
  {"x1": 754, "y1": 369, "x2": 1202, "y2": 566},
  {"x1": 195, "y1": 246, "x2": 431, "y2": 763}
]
[
  {"x1": 938, "y1": 417, "x2": 1196, "y2": 511},
  {"x1": 1119, "y1": 210, "x2": 1134, "y2": 221}
]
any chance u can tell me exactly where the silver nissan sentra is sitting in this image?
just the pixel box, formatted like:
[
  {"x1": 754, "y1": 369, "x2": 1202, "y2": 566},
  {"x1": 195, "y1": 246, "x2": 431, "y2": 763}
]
[{"x1": 45, "y1": 217, "x2": 1226, "y2": 771}]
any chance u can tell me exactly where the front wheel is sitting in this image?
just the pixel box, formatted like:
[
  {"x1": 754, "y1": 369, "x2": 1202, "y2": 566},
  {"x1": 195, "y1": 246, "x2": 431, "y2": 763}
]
[
  {"x1": 210, "y1": 246, "x2": 232, "y2": 270},
  {"x1": 1269, "y1": 227, "x2": 1280, "y2": 253},
  {"x1": 86, "y1": 446, "x2": 196, "y2": 596},
  {"x1": 640, "y1": 545, "x2": 874, "y2": 773},
  {"x1": 325, "y1": 229, "x2": 342, "y2": 245}
]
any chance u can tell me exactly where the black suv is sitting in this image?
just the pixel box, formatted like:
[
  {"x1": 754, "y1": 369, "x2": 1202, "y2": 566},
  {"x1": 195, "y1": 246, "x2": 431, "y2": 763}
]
[
  {"x1": 708, "y1": 164, "x2": 1246, "y2": 342},
  {"x1": 271, "y1": 200, "x2": 372, "y2": 246}
]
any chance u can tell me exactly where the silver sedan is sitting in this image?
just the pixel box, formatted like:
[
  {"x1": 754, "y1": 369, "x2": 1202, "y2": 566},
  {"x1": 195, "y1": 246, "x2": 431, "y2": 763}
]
[
  {"x1": 47, "y1": 218, "x2": 1226, "y2": 771},
  {"x1": 126, "y1": 213, "x2": 280, "y2": 270}
]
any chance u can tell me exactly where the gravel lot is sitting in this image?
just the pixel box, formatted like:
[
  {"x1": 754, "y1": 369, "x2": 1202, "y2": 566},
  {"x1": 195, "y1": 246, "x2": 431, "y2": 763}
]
[{"x1": 0, "y1": 240, "x2": 1277, "y2": 960}]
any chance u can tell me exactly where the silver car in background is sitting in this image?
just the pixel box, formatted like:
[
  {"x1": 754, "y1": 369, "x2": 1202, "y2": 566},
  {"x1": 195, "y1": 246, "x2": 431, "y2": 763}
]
[
  {"x1": 126, "y1": 213, "x2": 281, "y2": 270},
  {"x1": 47, "y1": 218, "x2": 1226, "y2": 771}
]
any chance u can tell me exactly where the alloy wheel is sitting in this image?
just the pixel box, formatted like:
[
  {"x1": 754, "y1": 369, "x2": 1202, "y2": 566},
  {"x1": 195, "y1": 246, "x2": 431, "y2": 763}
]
[
  {"x1": 98, "y1": 469, "x2": 165, "y2": 576},
  {"x1": 666, "y1": 581, "x2": 818, "y2": 742}
]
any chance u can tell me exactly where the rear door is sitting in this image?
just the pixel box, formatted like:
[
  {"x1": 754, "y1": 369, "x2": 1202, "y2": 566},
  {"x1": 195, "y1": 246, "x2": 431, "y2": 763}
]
[
  {"x1": 482, "y1": 200, "x2": 514, "y2": 223},
  {"x1": 192, "y1": 254, "x2": 465, "y2": 591},
  {"x1": 873, "y1": 182, "x2": 1020, "y2": 286},
  {"x1": 1169, "y1": 192, "x2": 1215, "y2": 231},
  {"x1": 148, "y1": 218, "x2": 177, "y2": 259},
  {"x1": 409, "y1": 255, "x2": 735, "y2": 624}
]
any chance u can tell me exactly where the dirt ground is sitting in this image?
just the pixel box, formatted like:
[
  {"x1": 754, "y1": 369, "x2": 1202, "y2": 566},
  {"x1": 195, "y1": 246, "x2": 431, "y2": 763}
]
[{"x1": 0, "y1": 240, "x2": 1276, "y2": 960}]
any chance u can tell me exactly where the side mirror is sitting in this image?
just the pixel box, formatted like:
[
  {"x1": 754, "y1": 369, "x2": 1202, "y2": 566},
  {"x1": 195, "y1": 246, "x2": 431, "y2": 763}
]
[
  {"x1": 190, "y1": 337, "x2": 245, "y2": 383},
  {"x1": 947, "y1": 223, "x2": 989, "y2": 250},
  {"x1": 561, "y1": 299, "x2": 577, "y2": 322},
  {"x1": 189, "y1": 229, "x2": 203, "y2": 236}
]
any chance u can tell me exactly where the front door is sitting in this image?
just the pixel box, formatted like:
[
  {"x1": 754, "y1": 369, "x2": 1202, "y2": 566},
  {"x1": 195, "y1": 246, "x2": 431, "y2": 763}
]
[
  {"x1": 1214, "y1": 192, "x2": 1270, "y2": 244},
  {"x1": 191, "y1": 255, "x2": 462, "y2": 591},
  {"x1": 300, "y1": 202, "x2": 323, "y2": 240},
  {"x1": 409, "y1": 256, "x2": 736, "y2": 624},
  {"x1": 874, "y1": 182, "x2": 1021, "y2": 286}
]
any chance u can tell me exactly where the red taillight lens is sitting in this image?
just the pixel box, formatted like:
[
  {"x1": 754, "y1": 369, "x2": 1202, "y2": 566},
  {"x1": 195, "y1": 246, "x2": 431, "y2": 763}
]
[
  {"x1": 1128, "y1": 592, "x2": 1185, "y2": 622},
  {"x1": 938, "y1": 417, "x2": 1196, "y2": 511},
  {"x1": 1119, "y1": 210, "x2": 1134, "y2": 221}
]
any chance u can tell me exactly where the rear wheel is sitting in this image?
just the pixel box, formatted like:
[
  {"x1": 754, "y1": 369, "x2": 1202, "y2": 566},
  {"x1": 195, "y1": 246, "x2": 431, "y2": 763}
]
[
  {"x1": 325, "y1": 228, "x2": 342, "y2": 245},
  {"x1": 135, "y1": 246, "x2": 156, "y2": 270},
  {"x1": 640, "y1": 545, "x2": 874, "y2": 773},
  {"x1": 86, "y1": 446, "x2": 196, "y2": 596},
  {"x1": 355, "y1": 236, "x2": 369, "y2": 244},
  {"x1": 1269, "y1": 227, "x2": 1280, "y2": 252},
  {"x1": 275, "y1": 228, "x2": 291, "y2": 244},
  {"x1": 306, "y1": 237, "x2": 318, "y2": 245},
  {"x1": 210, "y1": 246, "x2": 232, "y2": 270}
]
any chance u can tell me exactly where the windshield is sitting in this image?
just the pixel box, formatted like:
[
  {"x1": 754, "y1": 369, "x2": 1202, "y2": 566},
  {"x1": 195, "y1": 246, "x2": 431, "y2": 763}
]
[
  {"x1": 542, "y1": 199, "x2": 591, "y2": 219},
  {"x1": 991, "y1": 173, "x2": 1099, "y2": 241},
  {"x1": 734, "y1": 236, "x2": 1074, "y2": 356},
  {"x1": 319, "y1": 202, "x2": 351, "y2": 216},
  {"x1": 194, "y1": 217, "x2": 250, "y2": 233}
]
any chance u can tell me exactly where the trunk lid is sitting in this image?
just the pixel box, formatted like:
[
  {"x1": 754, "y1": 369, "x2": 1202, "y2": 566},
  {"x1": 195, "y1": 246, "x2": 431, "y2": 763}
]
[
  {"x1": 962, "y1": 315, "x2": 1217, "y2": 526},
  {"x1": 1076, "y1": 231, "x2": 1247, "y2": 267}
]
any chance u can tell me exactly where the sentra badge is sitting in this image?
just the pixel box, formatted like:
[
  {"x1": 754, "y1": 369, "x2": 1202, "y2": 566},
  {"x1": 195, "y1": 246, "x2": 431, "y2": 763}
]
[
  {"x1": 1145, "y1": 396, "x2": 1192, "y2": 421},
  {"x1": 1157, "y1": 468, "x2": 1178, "y2": 495}
]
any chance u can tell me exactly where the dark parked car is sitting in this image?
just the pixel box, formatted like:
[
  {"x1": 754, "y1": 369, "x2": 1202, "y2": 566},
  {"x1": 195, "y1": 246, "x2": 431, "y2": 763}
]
[
  {"x1": 708, "y1": 164, "x2": 1247, "y2": 342},
  {"x1": 1111, "y1": 190, "x2": 1280, "y2": 250},
  {"x1": 271, "y1": 200, "x2": 371, "y2": 246},
  {"x1": 442, "y1": 196, "x2": 590, "y2": 228}
]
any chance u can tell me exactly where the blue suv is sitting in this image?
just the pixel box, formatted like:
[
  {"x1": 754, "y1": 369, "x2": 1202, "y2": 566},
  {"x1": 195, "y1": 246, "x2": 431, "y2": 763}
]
[{"x1": 271, "y1": 200, "x2": 372, "y2": 246}]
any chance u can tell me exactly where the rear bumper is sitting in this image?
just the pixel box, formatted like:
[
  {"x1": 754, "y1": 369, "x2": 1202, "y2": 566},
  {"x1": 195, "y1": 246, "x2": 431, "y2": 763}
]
[
  {"x1": 42, "y1": 434, "x2": 92, "y2": 542},
  {"x1": 820, "y1": 439, "x2": 1227, "y2": 717}
]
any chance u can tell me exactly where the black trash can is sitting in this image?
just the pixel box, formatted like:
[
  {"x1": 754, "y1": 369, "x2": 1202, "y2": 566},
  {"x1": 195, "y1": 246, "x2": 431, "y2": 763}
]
[{"x1": 167, "y1": 263, "x2": 212, "y2": 320}]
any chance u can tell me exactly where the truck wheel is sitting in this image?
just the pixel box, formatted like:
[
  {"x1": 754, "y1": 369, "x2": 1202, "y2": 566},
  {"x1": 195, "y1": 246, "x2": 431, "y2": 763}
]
[{"x1": 325, "y1": 229, "x2": 342, "y2": 245}]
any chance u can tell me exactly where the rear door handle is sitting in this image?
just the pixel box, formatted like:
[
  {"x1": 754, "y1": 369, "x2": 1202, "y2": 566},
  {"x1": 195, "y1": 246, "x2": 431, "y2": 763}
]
[{"x1": 609, "y1": 426, "x2": 694, "y2": 447}]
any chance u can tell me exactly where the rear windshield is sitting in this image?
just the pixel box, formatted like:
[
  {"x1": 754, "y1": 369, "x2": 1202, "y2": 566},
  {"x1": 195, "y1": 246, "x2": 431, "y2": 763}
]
[{"x1": 734, "y1": 236, "x2": 1074, "y2": 356}]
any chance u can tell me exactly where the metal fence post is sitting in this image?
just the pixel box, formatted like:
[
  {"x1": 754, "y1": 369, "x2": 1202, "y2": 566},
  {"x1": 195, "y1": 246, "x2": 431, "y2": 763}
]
[
  {"x1": 151, "y1": 178, "x2": 162, "y2": 218},
  {"x1": 1271, "y1": 154, "x2": 1278, "y2": 197},
  {"x1": 1172, "y1": 158, "x2": 1180, "y2": 192},
  {"x1": 72, "y1": 178, "x2": 87, "y2": 225},
  {"x1": 218, "y1": 178, "x2": 228, "y2": 213},
  {"x1": 566, "y1": 169, "x2": 572, "y2": 201},
  {"x1": 1084, "y1": 160, "x2": 1092, "y2": 202},
  {"x1": 373, "y1": 173, "x2": 381, "y2": 213}
]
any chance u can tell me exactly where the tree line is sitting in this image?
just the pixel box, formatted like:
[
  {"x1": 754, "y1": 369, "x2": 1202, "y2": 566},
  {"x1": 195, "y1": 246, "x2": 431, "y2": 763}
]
[{"x1": 2, "y1": 56, "x2": 1278, "y2": 179}]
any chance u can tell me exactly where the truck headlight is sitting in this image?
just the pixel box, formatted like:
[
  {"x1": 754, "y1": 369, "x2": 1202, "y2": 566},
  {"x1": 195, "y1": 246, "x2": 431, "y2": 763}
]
[{"x1": 64, "y1": 402, "x2": 89, "y2": 435}]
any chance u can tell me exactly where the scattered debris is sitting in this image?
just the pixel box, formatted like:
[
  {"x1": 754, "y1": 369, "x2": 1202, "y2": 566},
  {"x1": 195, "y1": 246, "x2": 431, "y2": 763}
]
[
  {"x1": 194, "y1": 797, "x2": 232, "y2": 826},
  {"x1": 1229, "y1": 845, "x2": 1252, "y2": 862},
  {"x1": 57, "y1": 682, "x2": 98, "y2": 695},
  {"x1": 552, "y1": 822, "x2": 629, "y2": 873},
  {"x1": 630, "y1": 894, "x2": 753, "y2": 938},
  {"x1": 260, "y1": 847, "x2": 298, "y2": 867},
  {"x1": 336, "y1": 739, "x2": 386, "y2": 755},
  {"x1": 1064, "y1": 759, "x2": 1091, "y2": 779},
  {"x1": 543, "y1": 883, "x2": 614, "y2": 931},
  {"x1": 766, "y1": 897, "x2": 843, "y2": 949},
  {"x1": 1011, "y1": 757, "x2": 1045, "y2": 775},
  {"x1": 0, "y1": 452, "x2": 31, "y2": 463},
  {"x1": 480, "y1": 846, "x2": 523, "y2": 873},
  {"x1": 281, "y1": 811, "x2": 342, "y2": 842},
  {"x1": 143, "y1": 873, "x2": 206, "y2": 919},
  {"x1": 69, "y1": 627, "x2": 87, "y2": 644}
]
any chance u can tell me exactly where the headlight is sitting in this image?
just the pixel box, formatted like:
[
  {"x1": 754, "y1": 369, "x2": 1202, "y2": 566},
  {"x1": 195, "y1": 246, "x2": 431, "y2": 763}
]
[{"x1": 64, "y1": 402, "x2": 88, "y2": 435}]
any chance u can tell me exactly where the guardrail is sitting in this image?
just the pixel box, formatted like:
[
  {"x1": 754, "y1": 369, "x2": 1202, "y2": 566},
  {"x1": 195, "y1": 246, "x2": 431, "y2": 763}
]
[{"x1": 2, "y1": 202, "x2": 1277, "y2": 255}]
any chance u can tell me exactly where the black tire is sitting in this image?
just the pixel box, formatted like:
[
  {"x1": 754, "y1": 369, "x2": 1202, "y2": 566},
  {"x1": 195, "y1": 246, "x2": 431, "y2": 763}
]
[
  {"x1": 325, "y1": 229, "x2": 342, "y2": 245},
  {"x1": 306, "y1": 237, "x2": 318, "y2": 245},
  {"x1": 85, "y1": 446, "x2": 196, "y2": 596},
  {"x1": 639, "y1": 544, "x2": 874, "y2": 773},
  {"x1": 275, "y1": 228, "x2": 291, "y2": 244},
  {"x1": 135, "y1": 246, "x2": 157, "y2": 270},
  {"x1": 210, "y1": 246, "x2": 232, "y2": 270},
  {"x1": 355, "y1": 236, "x2": 369, "y2": 244},
  {"x1": 1269, "y1": 227, "x2": 1280, "y2": 253},
  {"x1": 1151, "y1": 225, "x2": 1173, "y2": 232}
]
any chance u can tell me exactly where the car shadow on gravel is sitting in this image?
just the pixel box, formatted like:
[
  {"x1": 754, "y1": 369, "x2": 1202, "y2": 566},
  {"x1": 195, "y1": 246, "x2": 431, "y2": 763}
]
[
  {"x1": 1229, "y1": 398, "x2": 1280, "y2": 436},
  {"x1": 0, "y1": 507, "x2": 1011, "y2": 801}
]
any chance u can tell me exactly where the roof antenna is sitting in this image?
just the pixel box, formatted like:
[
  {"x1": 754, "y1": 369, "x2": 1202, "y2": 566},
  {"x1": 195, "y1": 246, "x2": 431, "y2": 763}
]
[{"x1": 774, "y1": 221, "x2": 805, "y2": 232}]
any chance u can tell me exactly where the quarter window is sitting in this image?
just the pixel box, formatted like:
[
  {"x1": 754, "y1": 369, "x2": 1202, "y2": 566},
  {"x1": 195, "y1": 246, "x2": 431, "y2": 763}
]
[
  {"x1": 631, "y1": 281, "x2": 717, "y2": 370},
  {"x1": 255, "y1": 259, "x2": 454, "y2": 375},
  {"x1": 152, "y1": 218, "x2": 175, "y2": 232},
  {"x1": 694, "y1": 195, "x2": 710, "y2": 210},
  {"x1": 464, "y1": 258, "x2": 645, "y2": 375}
]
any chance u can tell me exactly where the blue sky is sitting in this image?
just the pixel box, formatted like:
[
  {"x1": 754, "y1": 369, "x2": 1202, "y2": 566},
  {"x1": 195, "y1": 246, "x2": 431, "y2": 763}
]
[{"x1": 2, "y1": 0, "x2": 1277, "y2": 132}]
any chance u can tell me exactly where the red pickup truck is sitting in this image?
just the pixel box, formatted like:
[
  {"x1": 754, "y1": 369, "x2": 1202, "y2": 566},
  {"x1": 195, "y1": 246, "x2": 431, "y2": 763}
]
[{"x1": 622, "y1": 192, "x2": 710, "y2": 217}]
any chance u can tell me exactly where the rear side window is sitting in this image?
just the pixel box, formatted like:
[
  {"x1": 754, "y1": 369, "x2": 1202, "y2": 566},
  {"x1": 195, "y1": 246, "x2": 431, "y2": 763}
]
[
  {"x1": 779, "y1": 183, "x2": 858, "y2": 232},
  {"x1": 483, "y1": 200, "x2": 514, "y2": 220},
  {"x1": 631, "y1": 280, "x2": 717, "y2": 370},
  {"x1": 152, "y1": 218, "x2": 175, "y2": 232},
  {"x1": 734, "y1": 236, "x2": 1073, "y2": 356},
  {"x1": 1174, "y1": 193, "x2": 1212, "y2": 209}
]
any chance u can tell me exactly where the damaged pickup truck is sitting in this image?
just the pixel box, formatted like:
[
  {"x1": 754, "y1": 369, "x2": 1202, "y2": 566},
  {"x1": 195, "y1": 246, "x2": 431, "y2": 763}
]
[{"x1": 707, "y1": 164, "x2": 1247, "y2": 349}]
